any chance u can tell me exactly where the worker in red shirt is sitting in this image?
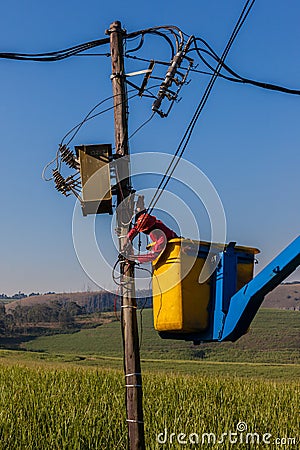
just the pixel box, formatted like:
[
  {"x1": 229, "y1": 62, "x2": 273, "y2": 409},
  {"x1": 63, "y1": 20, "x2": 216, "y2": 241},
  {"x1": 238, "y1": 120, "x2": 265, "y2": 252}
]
[{"x1": 125, "y1": 212, "x2": 178, "y2": 263}]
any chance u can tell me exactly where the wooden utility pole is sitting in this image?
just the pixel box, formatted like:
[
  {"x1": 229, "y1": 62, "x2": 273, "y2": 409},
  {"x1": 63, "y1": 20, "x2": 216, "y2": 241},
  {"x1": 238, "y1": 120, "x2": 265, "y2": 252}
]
[{"x1": 106, "y1": 21, "x2": 145, "y2": 450}]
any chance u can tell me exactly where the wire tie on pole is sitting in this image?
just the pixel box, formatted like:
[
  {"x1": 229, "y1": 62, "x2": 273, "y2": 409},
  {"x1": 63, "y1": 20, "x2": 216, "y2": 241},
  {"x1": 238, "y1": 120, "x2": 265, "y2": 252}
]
[
  {"x1": 121, "y1": 305, "x2": 137, "y2": 309},
  {"x1": 125, "y1": 384, "x2": 142, "y2": 388},
  {"x1": 125, "y1": 373, "x2": 141, "y2": 377},
  {"x1": 110, "y1": 72, "x2": 123, "y2": 80},
  {"x1": 126, "y1": 419, "x2": 144, "y2": 424}
]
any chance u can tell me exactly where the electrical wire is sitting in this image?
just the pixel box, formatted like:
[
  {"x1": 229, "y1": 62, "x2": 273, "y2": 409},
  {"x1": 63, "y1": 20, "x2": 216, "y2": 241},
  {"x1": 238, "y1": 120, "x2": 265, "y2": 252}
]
[
  {"x1": 124, "y1": 78, "x2": 158, "y2": 99},
  {"x1": 113, "y1": 85, "x2": 161, "y2": 157},
  {"x1": 4, "y1": 23, "x2": 297, "y2": 96},
  {"x1": 128, "y1": 112, "x2": 155, "y2": 142},
  {"x1": 0, "y1": 38, "x2": 110, "y2": 61},
  {"x1": 73, "y1": 52, "x2": 110, "y2": 57},
  {"x1": 189, "y1": 39, "x2": 300, "y2": 95},
  {"x1": 125, "y1": 54, "x2": 169, "y2": 67},
  {"x1": 143, "y1": 0, "x2": 257, "y2": 219},
  {"x1": 126, "y1": 40, "x2": 300, "y2": 96},
  {"x1": 125, "y1": 53, "x2": 220, "y2": 78},
  {"x1": 113, "y1": 111, "x2": 156, "y2": 203},
  {"x1": 61, "y1": 94, "x2": 118, "y2": 146},
  {"x1": 61, "y1": 90, "x2": 139, "y2": 146},
  {"x1": 41, "y1": 150, "x2": 61, "y2": 182},
  {"x1": 125, "y1": 31, "x2": 174, "y2": 58},
  {"x1": 112, "y1": 112, "x2": 156, "y2": 224},
  {"x1": 125, "y1": 25, "x2": 185, "y2": 54},
  {"x1": 31, "y1": 15, "x2": 300, "y2": 224},
  {"x1": 112, "y1": 260, "x2": 125, "y2": 287},
  {"x1": 42, "y1": 91, "x2": 142, "y2": 181},
  {"x1": 146, "y1": 30, "x2": 176, "y2": 57},
  {"x1": 126, "y1": 35, "x2": 145, "y2": 54},
  {"x1": 0, "y1": 26, "x2": 183, "y2": 62}
]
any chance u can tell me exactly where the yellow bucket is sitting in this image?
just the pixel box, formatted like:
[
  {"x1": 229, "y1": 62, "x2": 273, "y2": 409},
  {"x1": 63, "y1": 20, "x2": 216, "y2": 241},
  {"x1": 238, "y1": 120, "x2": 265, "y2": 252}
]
[{"x1": 152, "y1": 239, "x2": 259, "y2": 334}]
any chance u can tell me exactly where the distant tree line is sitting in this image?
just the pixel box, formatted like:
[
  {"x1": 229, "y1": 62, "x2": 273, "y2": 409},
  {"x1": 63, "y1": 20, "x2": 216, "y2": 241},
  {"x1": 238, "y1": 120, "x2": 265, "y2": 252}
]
[
  {"x1": 0, "y1": 301, "x2": 80, "y2": 334},
  {"x1": 0, "y1": 291, "x2": 152, "y2": 336},
  {"x1": 0, "y1": 291, "x2": 55, "y2": 300}
]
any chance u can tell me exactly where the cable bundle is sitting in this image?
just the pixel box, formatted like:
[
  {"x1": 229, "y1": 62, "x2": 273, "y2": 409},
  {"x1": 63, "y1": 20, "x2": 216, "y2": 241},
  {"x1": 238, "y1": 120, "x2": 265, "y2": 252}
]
[{"x1": 0, "y1": 38, "x2": 110, "y2": 61}]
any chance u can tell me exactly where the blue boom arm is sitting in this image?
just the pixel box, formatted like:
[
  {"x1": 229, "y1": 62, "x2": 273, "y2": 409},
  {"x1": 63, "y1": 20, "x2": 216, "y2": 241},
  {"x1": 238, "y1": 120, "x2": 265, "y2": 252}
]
[{"x1": 220, "y1": 235, "x2": 300, "y2": 341}]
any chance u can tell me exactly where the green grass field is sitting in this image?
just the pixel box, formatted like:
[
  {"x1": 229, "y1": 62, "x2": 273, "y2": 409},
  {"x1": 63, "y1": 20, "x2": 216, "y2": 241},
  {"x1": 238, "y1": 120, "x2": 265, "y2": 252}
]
[
  {"x1": 0, "y1": 365, "x2": 298, "y2": 449},
  {"x1": 0, "y1": 308, "x2": 299, "y2": 448},
  {"x1": 19, "y1": 308, "x2": 300, "y2": 379}
]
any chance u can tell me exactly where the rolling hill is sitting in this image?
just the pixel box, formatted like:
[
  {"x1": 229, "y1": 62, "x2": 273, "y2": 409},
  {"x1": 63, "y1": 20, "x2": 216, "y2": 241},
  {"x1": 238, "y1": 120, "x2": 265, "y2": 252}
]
[
  {"x1": 22, "y1": 308, "x2": 300, "y2": 365},
  {"x1": 5, "y1": 282, "x2": 300, "y2": 312}
]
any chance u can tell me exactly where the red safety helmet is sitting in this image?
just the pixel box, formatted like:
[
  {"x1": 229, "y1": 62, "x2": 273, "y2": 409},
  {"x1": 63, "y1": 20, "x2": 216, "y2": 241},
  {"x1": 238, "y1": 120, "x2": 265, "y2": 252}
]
[{"x1": 135, "y1": 213, "x2": 156, "y2": 232}]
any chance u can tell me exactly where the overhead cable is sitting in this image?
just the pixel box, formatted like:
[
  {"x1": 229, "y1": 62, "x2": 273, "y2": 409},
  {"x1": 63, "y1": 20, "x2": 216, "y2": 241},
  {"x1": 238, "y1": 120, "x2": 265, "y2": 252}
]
[
  {"x1": 145, "y1": 0, "x2": 257, "y2": 217},
  {"x1": 0, "y1": 38, "x2": 110, "y2": 61},
  {"x1": 126, "y1": 43, "x2": 300, "y2": 96},
  {"x1": 189, "y1": 38, "x2": 300, "y2": 95},
  {"x1": 42, "y1": 91, "x2": 140, "y2": 181},
  {"x1": 0, "y1": 26, "x2": 182, "y2": 62}
]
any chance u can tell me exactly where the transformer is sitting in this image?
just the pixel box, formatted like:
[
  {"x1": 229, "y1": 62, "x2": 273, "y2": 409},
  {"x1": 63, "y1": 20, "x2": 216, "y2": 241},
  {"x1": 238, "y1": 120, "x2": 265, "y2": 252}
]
[{"x1": 75, "y1": 144, "x2": 113, "y2": 216}]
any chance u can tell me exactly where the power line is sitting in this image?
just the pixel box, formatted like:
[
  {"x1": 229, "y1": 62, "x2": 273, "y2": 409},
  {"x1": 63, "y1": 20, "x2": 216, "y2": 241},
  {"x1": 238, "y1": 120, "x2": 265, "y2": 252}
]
[
  {"x1": 126, "y1": 47, "x2": 300, "y2": 96},
  {"x1": 73, "y1": 52, "x2": 110, "y2": 57},
  {"x1": 60, "y1": 90, "x2": 143, "y2": 147},
  {"x1": 43, "y1": 87, "x2": 158, "y2": 182},
  {"x1": 5, "y1": 15, "x2": 299, "y2": 208},
  {"x1": 60, "y1": 94, "x2": 120, "y2": 146},
  {"x1": 188, "y1": 39, "x2": 300, "y2": 96},
  {"x1": 128, "y1": 113, "x2": 155, "y2": 142},
  {"x1": 42, "y1": 91, "x2": 141, "y2": 181},
  {"x1": 145, "y1": 0, "x2": 257, "y2": 217},
  {"x1": 2, "y1": 21, "x2": 298, "y2": 96},
  {"x1": 0, "y1": 38, "x2": 110, "y2": 61},
  {"x1": 0, "y1": 26, "x2": 182, "y2": 62}
]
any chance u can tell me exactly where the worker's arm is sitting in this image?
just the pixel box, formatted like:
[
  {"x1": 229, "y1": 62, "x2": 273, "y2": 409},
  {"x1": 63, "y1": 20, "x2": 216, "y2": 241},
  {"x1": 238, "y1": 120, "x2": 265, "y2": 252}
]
[
  {"x1": 135, "y1": 252, "x2": 160, "y2": 263},
  {"x1": 135, "y1": 232, "x2": 166, "y2": 264},
  {"x1": 127, "y1": 226, "x2": 139, "y2": 242}
]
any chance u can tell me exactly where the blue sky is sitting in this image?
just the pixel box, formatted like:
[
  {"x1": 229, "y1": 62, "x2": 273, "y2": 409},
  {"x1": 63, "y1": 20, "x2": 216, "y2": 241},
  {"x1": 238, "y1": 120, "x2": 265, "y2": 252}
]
[{"x1": 0, "y1": 0, "x2": 299, "y2": 295}]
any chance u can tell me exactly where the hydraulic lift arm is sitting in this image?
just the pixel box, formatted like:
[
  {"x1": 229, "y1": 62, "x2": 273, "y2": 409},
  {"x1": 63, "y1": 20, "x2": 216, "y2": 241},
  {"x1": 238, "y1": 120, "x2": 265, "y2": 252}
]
[{"x1": 220, "y1": 235, "x2": 300, "y2": 341}]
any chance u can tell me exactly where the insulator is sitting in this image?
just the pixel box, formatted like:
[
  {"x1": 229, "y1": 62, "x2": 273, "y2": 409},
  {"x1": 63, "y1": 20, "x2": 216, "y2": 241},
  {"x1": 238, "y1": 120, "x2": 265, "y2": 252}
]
[
  {"x1": 53, "y1": 169, "x2": 71, "y2": 196},
  {"x1": 53, "y1": 169, "x2": 64, "y2": 187},
  {"x1": 59, "y1": 144, "x2": 79, "y2": 170},
  {"x1": 152, "y1": 35, "x2": 194, "y2": 117}
]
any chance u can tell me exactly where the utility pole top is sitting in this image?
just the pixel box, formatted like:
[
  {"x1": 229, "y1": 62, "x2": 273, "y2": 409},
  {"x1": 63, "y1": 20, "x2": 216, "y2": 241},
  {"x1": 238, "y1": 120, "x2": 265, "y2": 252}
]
[
  {"x1": 110, "y1": 20, "x2": 121, "y2": 29},
  {"x1": 105, "y1": 21, "x2": 124, "y2": 35}
]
